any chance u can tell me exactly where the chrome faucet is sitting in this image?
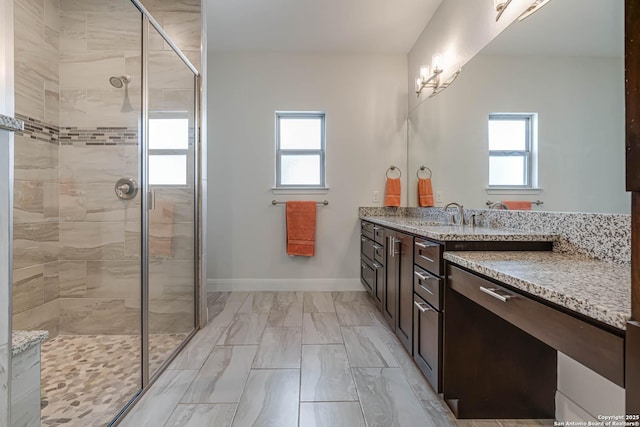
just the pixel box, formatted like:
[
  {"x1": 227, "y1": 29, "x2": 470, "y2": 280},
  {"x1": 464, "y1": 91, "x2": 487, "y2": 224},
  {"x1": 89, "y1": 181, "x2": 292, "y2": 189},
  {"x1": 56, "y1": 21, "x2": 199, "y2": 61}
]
[{"x1": 443, "y1": 202, "x2": 466, "y2": 225}]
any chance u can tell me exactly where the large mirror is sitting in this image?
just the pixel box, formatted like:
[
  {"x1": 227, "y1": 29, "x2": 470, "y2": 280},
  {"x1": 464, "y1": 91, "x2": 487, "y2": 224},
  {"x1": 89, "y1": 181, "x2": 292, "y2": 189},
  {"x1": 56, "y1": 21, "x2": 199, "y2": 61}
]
[{"x1": 407, "y1": 0, "x2": 628, "y2": 214}]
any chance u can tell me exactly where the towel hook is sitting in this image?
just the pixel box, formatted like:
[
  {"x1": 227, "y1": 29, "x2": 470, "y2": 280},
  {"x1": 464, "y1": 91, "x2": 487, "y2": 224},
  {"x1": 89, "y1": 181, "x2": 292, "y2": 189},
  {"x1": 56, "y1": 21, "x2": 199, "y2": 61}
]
[
  {"x1": 386, "y1": 166, "x2": 402, "y2": 179},
  {"x1": 416, "y1": 166, "x2": 432, "y2": 179}
]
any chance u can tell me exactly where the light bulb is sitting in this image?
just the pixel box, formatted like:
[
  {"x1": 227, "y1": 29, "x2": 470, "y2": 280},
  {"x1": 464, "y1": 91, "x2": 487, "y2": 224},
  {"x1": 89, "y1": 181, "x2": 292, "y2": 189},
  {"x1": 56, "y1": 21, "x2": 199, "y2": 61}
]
[
  {"x1": 494, "y1": 0, "x2": 506, "y2": 12},
  {"x1": 432, "y1": 54, "x2": 442, "y2": 72},
  {"x1": 416, "y1": 77, "x2": 423, "y2": 92},
  {"x1": 419, "y1": 65, "x2": 430, "y2": 81}
]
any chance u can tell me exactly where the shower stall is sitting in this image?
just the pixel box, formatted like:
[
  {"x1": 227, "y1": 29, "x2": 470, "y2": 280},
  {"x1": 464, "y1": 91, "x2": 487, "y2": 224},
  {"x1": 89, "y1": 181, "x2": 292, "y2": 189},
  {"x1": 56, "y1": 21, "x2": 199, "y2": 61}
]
[{"x1": 7, "y1": 0, "x2": 201, "y2": 425}]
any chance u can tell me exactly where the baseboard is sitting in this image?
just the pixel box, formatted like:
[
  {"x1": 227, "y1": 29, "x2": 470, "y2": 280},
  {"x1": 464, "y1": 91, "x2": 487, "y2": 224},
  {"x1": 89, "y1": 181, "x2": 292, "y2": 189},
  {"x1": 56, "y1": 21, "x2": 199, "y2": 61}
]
[{"x1": 207, "y1": 278, "x2": 364, "y2": 292}]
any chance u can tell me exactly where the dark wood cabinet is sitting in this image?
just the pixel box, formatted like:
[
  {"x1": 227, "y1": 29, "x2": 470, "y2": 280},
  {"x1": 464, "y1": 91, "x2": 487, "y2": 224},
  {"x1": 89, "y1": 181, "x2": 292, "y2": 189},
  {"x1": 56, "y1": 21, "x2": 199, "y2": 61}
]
[
  {"x1": 383, "y1": 230, "x2": 398, "y2": 327},
  {"x1": 413, "y1": 293, "x2": 442, "y2": 391},
  {"x1": 396, "y1": 231, "x2": 414, "y2": 353}
]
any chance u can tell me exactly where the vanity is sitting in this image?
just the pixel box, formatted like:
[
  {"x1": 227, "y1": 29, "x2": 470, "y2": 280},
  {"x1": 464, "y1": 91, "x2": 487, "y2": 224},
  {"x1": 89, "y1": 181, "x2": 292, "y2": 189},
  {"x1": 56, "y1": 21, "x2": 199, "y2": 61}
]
[{"x1": 359, "y1": 212, "x2": 629, "y2": 420}]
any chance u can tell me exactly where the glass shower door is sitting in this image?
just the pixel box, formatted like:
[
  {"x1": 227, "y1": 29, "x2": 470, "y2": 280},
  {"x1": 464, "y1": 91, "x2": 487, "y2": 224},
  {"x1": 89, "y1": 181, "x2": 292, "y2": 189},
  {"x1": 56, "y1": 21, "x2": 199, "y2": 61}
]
[{"x1": 145, "y1": 23, "x2": 198, "y2": 377}]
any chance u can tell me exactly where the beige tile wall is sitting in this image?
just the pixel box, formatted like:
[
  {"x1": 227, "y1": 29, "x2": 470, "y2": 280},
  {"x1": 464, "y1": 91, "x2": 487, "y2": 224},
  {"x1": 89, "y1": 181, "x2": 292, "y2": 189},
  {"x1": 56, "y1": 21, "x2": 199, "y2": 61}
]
[
  {"x1": 13, "y1": 0, "x2": 201, "y2": 338},
  {"x1": 12, "y1": 0, "x2": 61, "y2": 338}
]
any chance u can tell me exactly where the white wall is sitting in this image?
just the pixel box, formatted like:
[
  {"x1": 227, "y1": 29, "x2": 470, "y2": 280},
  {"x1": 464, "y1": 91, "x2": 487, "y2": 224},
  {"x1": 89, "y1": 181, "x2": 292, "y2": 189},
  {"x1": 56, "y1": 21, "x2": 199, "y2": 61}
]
[
  {"x1": 207, "y1": 52, "x2": 407, "y2": 290},
  {"x1": 407, "y1": 54, "x2": 628, "y2": 214}
]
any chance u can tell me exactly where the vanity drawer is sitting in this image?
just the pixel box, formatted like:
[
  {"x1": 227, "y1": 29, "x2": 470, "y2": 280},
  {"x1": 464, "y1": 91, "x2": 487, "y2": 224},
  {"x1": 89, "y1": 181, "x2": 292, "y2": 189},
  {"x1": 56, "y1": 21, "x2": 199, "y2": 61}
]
[
  {"x1": 413, "y1": 294, "x2": 442, "y2": 392},
  {"x1": 361, "y1": 236, "x2": 375, "y2": 262},
  {"x1": 361, "y1": 221, "x2": 375, "y2": 241},
  {"x1": 414, "y1": 238, "x2": 442, "y2": 276},
  {"x1": 414, "y1": 266, "x2": 442, "y2": 310},
  {"x1": 374, "y1": 225, "x2": 385, "y2": 244},
  {"x1": 447, "y1": 264, "x2": 625, "y2": 387},
  {"x1": 374, "y1": 241, "x2": 385, "y2": 264},
  {"x1": 360, "y1": 258, "x2": 375, "y2": 294}
]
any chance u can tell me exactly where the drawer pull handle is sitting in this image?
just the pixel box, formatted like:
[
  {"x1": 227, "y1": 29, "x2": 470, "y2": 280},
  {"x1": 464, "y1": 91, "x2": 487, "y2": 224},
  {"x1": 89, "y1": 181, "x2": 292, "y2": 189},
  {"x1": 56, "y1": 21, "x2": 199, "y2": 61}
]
[
  {"x1": 373, "y1": 262, "x2": 383, "y2": 269},
  {"x1": 373, "y1": 226, "x2": 381, "y2": 231},
  {"x1": 414, "y1": 301, "x2": 433, "y2": 313},
  {"x1": 419, "y1": 283, "x2": 434, "y2": 296},
  {"x1": 415, "y1": 241, "x2": 437, "y2": 249},
  {"x1": 414, "y1": 271, "x2": 431, "y2": 281},
  {"x1": 373, "y1": 243, "x2": 383, "y2": 250},
  {"x1": 418, "y1": 254, "x2": 435, "y2": 263},
  {"x1": 479, "y1": 286, "x2": 514, "y2": 302}
]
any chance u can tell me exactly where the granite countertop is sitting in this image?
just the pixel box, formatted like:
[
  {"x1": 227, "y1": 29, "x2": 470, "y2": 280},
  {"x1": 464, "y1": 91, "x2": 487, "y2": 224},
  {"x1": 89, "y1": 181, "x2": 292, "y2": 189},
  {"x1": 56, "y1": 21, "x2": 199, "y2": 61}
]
[
  {"x1": 443, "y1": 251, "x2": 631, "y2": 330},
  {"x1": 361, "y1": 216, "x2": 557, "y2": 242},
  {"x1": 12, "y1": 330, "x2": 48, "y2": 356}
]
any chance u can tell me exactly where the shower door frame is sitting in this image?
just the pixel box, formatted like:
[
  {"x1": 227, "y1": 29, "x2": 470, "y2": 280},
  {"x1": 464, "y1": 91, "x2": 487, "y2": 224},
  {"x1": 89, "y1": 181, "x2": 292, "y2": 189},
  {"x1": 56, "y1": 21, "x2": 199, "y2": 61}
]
[{"x1": 110, "y1": 2, "x2": 202, "y2": 425}]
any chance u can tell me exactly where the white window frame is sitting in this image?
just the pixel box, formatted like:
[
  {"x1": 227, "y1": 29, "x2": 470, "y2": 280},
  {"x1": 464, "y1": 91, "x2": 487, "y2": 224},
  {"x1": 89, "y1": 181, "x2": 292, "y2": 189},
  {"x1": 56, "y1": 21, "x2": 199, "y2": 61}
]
[
  {"x1": 149, "y1": 112, "x2": 190, "y2": 187},
  {"x1": 275, "y1": 111, "x2": 326, "y2": 189},
  {"x1": 488, "y1": 113, "x2": 537, "y2": 190}
]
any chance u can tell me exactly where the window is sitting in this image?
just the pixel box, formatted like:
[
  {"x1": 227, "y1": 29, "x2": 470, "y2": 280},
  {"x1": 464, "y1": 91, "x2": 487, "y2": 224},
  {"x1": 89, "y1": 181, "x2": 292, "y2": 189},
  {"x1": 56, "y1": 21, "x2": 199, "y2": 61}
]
[
  {"x1": 275, "y1": 112, "x2": 326, "y2": 188},
  {"x1": 488, "y1": 113, "x2": 537, "y2": 188},
  {"x1": 149, "y1": 116, "x2": 189, "y2": 186}
]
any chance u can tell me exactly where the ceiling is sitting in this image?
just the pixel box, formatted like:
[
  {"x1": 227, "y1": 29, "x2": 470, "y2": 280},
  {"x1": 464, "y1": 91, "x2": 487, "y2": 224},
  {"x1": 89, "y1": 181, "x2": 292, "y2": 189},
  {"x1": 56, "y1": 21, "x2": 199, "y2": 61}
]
[
  {"x1": 206, "y1": 0, "x2": 443, "y2": 53},
  {"x1": 483, "y1": 0, "x2": 623, "y2": 58}
]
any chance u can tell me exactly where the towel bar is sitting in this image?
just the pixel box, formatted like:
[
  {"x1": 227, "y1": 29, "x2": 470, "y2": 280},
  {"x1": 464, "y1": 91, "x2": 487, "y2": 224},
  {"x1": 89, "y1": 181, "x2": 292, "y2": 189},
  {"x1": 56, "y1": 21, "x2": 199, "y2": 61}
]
[
  {"x1": 417, "y1": 166, "x2": 432, "y2": 179},
  {"x1": 272, "y1": 200, "x2": 329, "y2": 206},
  {"x1": 485, "y1": 200, "x2": 544, "y2": 206},
  {"x1": 386, "y1": 166, "x2": 402, "y2": 178}
]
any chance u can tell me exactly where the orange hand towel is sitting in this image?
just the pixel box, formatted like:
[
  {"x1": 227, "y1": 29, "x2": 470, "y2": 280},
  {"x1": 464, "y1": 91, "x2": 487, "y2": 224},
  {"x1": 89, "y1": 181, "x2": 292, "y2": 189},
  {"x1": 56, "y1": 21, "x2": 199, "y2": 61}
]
[
  {"x1": 286, "y1": 201, "x2": 317, "y2": 257},
  {"x1": 502, "y1": 201, "x2": 532, "y2": 211},
  {"x1": 418, "y1": 178, "x2": 434, "y2": 207},
  {"x1": 384, "y1": 178, "x2": 401, "y2": 207}
]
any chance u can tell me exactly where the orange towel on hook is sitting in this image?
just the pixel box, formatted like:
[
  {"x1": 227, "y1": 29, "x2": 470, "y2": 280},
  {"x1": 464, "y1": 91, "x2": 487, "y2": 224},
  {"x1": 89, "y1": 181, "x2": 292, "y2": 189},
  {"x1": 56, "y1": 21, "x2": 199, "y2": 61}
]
[
  {"x1": 418, "y1": 178, "x2": 434, "y2": 207},
  {"x1": 286, "y1": 201, "x2": 316, "y2": 257},
  {"x1": 502, "y1": 201, "x2": 532, "y2": 211},
  {"x1": 384, "y1": 178, "x2": 401, "y2": 207}
]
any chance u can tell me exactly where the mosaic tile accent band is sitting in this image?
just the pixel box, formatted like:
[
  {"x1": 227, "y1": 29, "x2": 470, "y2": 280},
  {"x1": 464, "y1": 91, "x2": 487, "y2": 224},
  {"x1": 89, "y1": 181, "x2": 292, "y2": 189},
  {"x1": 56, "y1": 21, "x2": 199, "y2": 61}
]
[
  {"x1": 16, "y1": 114, "x2": 58, "y2": 144},
  {"x1": 0, "y1": 113, "x2": 24, "y2": 132},
  {"x1": 59, "y1": 127, "x2": 139, "y2": 146},
  {"x1": 359, "y1": 207, "x2": 631, "y2": 264}
]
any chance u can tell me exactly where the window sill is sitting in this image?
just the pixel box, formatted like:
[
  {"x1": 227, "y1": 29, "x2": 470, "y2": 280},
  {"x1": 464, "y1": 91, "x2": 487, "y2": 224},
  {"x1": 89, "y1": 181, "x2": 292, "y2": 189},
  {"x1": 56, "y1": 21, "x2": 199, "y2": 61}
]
[
  {"x1": 486, "y1": 187, "x2": 543, "y2": 195},
  {"x1": 272, "y1": 187, "x2": 330, "y2": 195}
]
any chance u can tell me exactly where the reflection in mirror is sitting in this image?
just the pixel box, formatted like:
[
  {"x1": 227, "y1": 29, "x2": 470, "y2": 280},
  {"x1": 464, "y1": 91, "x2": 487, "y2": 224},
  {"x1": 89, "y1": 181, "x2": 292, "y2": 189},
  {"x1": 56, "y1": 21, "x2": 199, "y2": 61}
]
[{"x1": 407, "y1": 0, "x2": 628, "y2": 214}]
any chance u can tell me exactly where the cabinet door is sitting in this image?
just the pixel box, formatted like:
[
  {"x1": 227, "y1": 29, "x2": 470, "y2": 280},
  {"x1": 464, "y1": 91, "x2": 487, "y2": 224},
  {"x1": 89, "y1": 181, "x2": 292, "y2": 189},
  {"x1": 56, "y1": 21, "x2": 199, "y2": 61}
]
[
  {"x1": 383, "y1": 232, "x2": 398, "y2": 328},
  {"x1": 396, "y1": 232, "x2": 414, "y2": 353},
  {"x1": 413, "y1": 294, "x2": 441, "y2": 392},
  {"x1": 360, "y1": 258, "x2": 374, "y2": 295}
]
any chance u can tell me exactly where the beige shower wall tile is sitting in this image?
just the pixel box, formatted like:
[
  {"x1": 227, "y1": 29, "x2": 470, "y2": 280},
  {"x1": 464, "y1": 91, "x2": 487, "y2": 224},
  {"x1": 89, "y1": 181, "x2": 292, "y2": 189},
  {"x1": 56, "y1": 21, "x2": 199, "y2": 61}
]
[
  {"x1": 87, "y1": 12, "x2": 141, "y2": 51},
  {"x1": 149, "y1": 260, "x2": 194, "y2": 299},
  {"x1": 155, "y1": 188, "x2": 195, "y2": 223},
  {"x1": 59, "y1": 222, "x2": 125, "y2": 261},
  {"x1": 59, "y1": 145, "x2": 129, "y2": 182},
  {"x1": 44, "y1": 261, "x2": 59, "y2": 303},
  {"x1": 13, "y1": 300, "x2": 60, "y2": 339},
  {"x1": 60, "y1": 51, "x2": 126, "y2": 90},
  {"x1": 45, "y1": 25, "x2": 59, "y2": 50},
  {"x1": 15, "y1": 0, "x2": 45, "y2": 52},
  {"x1": 44, "y1": 81, "x2": 60, "y2": 131},
  {"x1": 14, "y1": 181, "x2": 44, "y2": 224},
  {"x1": 13, "y1": 222, "x2": 59, "y2": 269},
  {"x1": 59, "y1": 298, "x2": 128, "y2": 335},
  {"x1": 59, "y1": 182, "x2": 140, "y2": 222},
  {"x1": 149, "y1": 50, "x2": 196, "y2": 90},
  {"x1": 163, "y1": 13, "x2": 201, "y2": 51},
  {"x1": 148, "y1": 298, "x2": 195, "y2": 334},
  {"x1": 84, "y1": 89, "x2": 141, "y2": 128},
  {"x1": 15, "y1": 72, "x2": 45, "y2": 122},
  {"x1": 125, "y1": 221, "x2": 142, "y2": 260},
  {"x1": 13, "y1": 134, "x2": 58, "y2": 182},
  {"x1": 149, "y1": 221, "x2": 194, "y2": 261},
  {"x1": 15, "y1": 47, "x2": 59, "y2": 87},
  {"x1": 58, "y1": 260, "x2": 87, "y2": 297},
  {"x1": 141, "y1": 0, "x2": 200, "y2": 13},
  {"x1": 60, "y1": 12, "x2": 87, "y2": 51},
  {"x1": 162, "y1": 89, "x2": 196, "y2": 118},
  {"x1": 59, "y1": 88, "x2": 86, "y2": 127},
  {"x1": 86, "y1": 261, "x2": 140, "y2": 298},
  {"x1": 124, "y1": 298, "x2": 142, "y2": 334},
  {"x1": 60, "y1": 0, "x2": 130, "y2": 13},
  {"x1": 12, "y1": 265, "x2": 45, "y2": 314},
  {"x1": 44, "y1": 0, "x2": 60, "y2": 31}
]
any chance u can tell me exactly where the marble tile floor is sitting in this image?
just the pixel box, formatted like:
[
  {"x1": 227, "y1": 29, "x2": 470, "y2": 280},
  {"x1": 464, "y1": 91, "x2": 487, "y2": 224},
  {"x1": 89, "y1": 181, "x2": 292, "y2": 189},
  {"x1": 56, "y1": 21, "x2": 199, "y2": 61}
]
[
  {"x1": 40, "y1": 333, "x2": 187, "y2": 426},
  {"x1": 119, "y1": 291, "x2": 554, "y2": 427}
]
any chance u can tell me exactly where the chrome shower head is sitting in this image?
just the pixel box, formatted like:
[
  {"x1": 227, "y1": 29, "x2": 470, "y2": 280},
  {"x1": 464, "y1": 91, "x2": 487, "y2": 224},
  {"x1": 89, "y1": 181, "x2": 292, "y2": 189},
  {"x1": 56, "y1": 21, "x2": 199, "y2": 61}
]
[{"x1": 109, "y1": 75, "x2": 131, "y2": 88}]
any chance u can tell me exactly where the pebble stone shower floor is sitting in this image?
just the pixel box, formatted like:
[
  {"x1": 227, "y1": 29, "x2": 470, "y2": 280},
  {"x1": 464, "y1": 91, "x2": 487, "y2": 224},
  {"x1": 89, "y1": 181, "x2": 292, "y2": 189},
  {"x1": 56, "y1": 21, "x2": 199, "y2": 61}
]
[{"x1": 40, "y1": 333, "x2": 187, "y2": 426}]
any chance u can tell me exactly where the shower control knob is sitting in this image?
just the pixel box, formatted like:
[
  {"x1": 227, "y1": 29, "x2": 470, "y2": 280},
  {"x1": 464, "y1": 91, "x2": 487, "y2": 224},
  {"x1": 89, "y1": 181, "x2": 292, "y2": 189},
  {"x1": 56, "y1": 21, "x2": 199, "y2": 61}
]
[{"x1": 115, "y1": 178, "x2": 138, "y2": 200}]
